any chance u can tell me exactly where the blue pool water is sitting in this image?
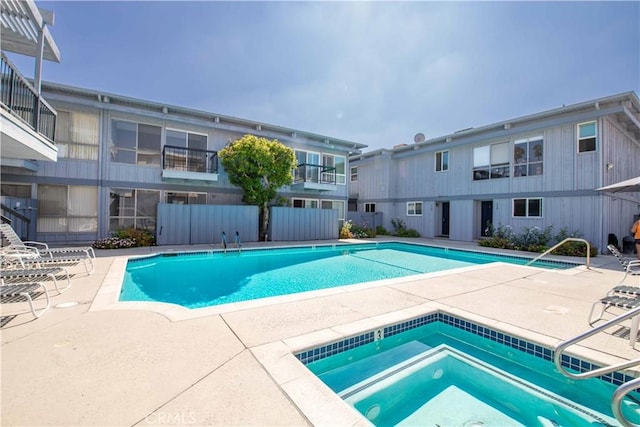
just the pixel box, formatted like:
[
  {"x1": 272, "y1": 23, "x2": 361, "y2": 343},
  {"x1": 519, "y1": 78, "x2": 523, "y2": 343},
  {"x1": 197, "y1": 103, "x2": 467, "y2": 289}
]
[
  {"x1": 304, "y1": 318, "x2": 639, "y2": 426},
  {"x1": 120, "y1": 242, "x2": 574, "y2": 308}
]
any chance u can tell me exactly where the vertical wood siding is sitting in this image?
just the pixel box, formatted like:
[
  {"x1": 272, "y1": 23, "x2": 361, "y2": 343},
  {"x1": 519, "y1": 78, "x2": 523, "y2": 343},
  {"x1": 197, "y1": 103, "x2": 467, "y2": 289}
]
[
  {"x1": 270, "y1": 207, "x2": 338, "y2": 241},
  {"x1": 156, "y1": 204, "x2": 258, "y2": 245}
]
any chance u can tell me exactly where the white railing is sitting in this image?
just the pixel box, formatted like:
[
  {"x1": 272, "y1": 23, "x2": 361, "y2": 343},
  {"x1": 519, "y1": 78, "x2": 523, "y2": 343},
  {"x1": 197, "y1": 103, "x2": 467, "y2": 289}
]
[
  {"x1": 553, "y1": 306, "x2": 640, "y2": 427},
  {"x1": 525, "y1": 237, "x2": 591, "y2": 268}
]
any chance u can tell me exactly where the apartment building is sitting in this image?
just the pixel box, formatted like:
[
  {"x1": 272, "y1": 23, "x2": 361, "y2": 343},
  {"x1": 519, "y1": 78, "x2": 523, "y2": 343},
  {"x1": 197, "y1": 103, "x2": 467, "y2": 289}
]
[
  {"x1": 1, "y1": 79, "x2": 366, "y2": 243},
  {"x1": 349, "y1": 92, "x2": 640, "y2": 253}
]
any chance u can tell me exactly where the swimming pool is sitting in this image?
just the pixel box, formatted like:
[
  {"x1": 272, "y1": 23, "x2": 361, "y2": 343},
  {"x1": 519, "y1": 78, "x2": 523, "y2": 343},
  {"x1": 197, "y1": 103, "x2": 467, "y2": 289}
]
[
  {"x1": 120, "y1": 242, "x2": 575, "y2": 309},
  {"x1": 300, "y1": 312, "x2": 639, "y2": 426}
]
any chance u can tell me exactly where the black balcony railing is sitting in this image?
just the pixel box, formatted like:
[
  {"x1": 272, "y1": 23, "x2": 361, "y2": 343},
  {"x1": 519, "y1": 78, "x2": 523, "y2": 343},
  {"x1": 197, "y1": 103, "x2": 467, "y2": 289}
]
[
  {"x1": 162, "y1": 145, "x2": 218, "y2": 174},
  {"x1": 294, "y1": 163, "x2": 337, "y2": 185},
  {"x1": 1, "y1": 52, "x2": 56, "y2": 142}
]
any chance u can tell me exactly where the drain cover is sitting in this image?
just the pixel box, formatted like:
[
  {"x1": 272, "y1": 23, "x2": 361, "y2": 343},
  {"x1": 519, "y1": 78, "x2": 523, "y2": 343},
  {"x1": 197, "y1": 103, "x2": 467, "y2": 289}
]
[{"x1": 55, "y1": 302, "x2": 78, "y2": 308}]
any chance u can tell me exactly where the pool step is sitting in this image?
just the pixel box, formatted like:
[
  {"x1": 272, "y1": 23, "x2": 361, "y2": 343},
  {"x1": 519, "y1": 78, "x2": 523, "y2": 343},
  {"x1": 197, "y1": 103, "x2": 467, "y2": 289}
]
[{"x1": 318, "y1": 340, "x2": 432, "y2": 393}]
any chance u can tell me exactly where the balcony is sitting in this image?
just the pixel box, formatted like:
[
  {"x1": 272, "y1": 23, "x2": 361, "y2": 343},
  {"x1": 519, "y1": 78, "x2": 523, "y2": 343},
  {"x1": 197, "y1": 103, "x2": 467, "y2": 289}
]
[
  {"x1": 291, "y1": 163, "x2": 338, "y2": 191},
  {"x1": 162, "y1": 145, "x2": 219, "y2": 182},
  {"x1": 1, "y1": 52, "x2": 57, "y2": 164}
]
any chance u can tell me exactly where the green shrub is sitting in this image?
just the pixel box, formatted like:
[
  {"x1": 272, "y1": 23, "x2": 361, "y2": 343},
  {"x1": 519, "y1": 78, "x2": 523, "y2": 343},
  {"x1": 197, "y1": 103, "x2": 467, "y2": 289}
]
[
  {"x1": 397, "y1": 228, "x2": 420, "y2": 238},
  {"x1": 351, "y1": 224, "x2": 376, "y2": 238},
  {"x1": 376, "y1": 226, "x2": 390, "y2": 235},
  {"x1": 478, "y1": 224, "x2": 516, "y2": 249},
  {"x1": 511, "y1": 226, "x2": 552, "y2": 251},
  {"x1": 550, "y1": 227, "x2": 598, "y2": 257},
  {"x1": 389, "y1": 218, "x2": 420, "y2": 237},
  {"x1": 391, "y1": 218, "x2": 406, "y2": 234},
  {"x1": 551, "y1": 241, "x2": 598, "y2": 257},
  {"x1": 478, "y1": 224, "x2": 597, "y2": 257},
  {"x1": 339, "y1": 220, "x2": 354, "y2": 239},
  {"x1": 93, "y1": 228, "x2": 155, "y2": 249}
]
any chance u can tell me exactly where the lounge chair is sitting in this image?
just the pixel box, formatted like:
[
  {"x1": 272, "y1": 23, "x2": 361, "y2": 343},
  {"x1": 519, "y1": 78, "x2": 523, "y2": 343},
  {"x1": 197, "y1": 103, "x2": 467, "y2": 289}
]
[
  {"x1": 0, "y1": 224, "x2": 95, "y2": 273},
  {"x1": 589, "y1": 282, "x2": 640, "y2": 346},
  {"x1": 1, "y1": 283, "x2": 50, "y2": 318},
  {"x1": 1, "y1": 247, "x2": 94, "y2": 274},
  {"x1": 0, "y1": 266, "x2": 72, "y2": 294},
  {"x1": 607, "y1": 244, "x2": 640, "y2": 285}
]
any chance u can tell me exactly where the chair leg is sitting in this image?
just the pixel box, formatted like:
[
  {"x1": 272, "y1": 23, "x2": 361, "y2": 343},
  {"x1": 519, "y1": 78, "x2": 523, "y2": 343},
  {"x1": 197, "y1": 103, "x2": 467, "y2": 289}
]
[
  {"x1": 631, "y1": 315, "x2": 640, "y2": 348},
  {"x1": 22, "y1": 283, "x2": 51, "y2": 318},
  {"x1": 588, "y1": 301, "x2": 607, "y2": 326}
]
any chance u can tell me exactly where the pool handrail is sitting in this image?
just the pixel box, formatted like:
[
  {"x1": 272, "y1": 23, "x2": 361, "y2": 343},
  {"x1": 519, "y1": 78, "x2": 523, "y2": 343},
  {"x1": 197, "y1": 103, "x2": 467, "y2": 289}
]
[
  {"x1": 525, "y1": 238, "x2": 590, "y2": 269},
  {"x1": 553, "y1": 305, "x2": 640, "y2": 427},
  {"x1": 612, "y1": 376, "x2": 640, "y2": 427}
]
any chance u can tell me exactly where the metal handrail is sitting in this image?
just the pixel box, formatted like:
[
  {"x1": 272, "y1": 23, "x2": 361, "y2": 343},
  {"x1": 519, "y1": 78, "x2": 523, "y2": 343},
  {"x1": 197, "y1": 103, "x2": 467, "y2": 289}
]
[
  {"x1": 554, "y1": 305, "x2": 640, "y2": 380},
  {"x1": 525, "y1": 237, "x2": 590, "y2": 268},
  {"x1": 554, "y1": 306, "x2": 640, "y2": 427},
  {"x1": 612, "y1": 376, "x2": 640, "y2": 427},
  {"x1": 1, "y1": 52, "x2": 57, "y2": 141}
]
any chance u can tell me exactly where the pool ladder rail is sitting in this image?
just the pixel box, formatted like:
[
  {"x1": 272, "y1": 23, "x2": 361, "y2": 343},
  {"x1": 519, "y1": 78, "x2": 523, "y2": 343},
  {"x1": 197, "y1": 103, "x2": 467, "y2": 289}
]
[
  {"x1": 525, "y1": 238, "x2": 591, "y2": 269},
  {"x1": 553, "y1": 305, "x2": 640, "y2": 427},
  {"x1": 221, "y1": 231, "x2": 241, "y2": 253}
]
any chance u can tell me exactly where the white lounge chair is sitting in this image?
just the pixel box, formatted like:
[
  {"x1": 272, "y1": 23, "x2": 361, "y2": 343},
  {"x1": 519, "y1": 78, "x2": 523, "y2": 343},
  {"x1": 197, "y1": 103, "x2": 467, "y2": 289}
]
[
  {"x1": 589, "y1": 276, "x2": 640, "y2": 346},
  {"x1": 1, "y1": 282, "x2": 50, "y2": 318},
  {"x1": 0, "y1": 266, "x2": 72, "y2": 294},
  {"x1": 607, "y1": 244, "x2": 640, "y2": 285},
  {"x1": 0, "y1": 224, "x2": 95, "y2": 273},
  {"x1": 0, "y1": 224, "x2": 96, "y2": 258}
]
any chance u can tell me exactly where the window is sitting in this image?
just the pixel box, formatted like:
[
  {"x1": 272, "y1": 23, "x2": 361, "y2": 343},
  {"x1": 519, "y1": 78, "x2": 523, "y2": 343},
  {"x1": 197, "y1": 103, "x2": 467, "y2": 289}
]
[
  {"x1": 578, "y1": 121, "x2": 596, "y2": 152},
  {"x1": 473, "y1": 142, "x2": 509, "y2": 180},
  {"x1": 165, "y1": 129, "x2": 208, "y2": 172},
  {"x1": 350, "y1": 166, "x2": 358, "y2": 182},
  {"x1": 333, "y1": 155, "x2": 346, "y2": 185},
  {"x1": 513, "y1": 136, "x2": 543, "y2": 177},
  {"x1": 365, "y1": 203, "x2": 376, "y2": 213},
  {"x1": 435, "y1": 150, "x2": 449, "y2": 172},
  {"x1": 294, "y1": 150, "x2": 320, "y2": 183},
  {"x1": 109, "y1": 188, "x2": 160, "y2": 231},
  {"x1": 37, "y1": 185, "x2": 98, "y2": 232},
  {"x1": 513, "y1": 198, "x2": 542, "y2": 217},
  {"x1": 348, "y1": 198, "x2": 358, "y2": 212},
  {"x1": 1, "y1": 183, "x2": 31, "y2": 198},
  {"x1": 165, "y1": 192, "x2": 207, "y2": 204},
  {"x1": 55, "y1": 110, "x2": 99, "y2": 160},
  {"x1": 321, "y1": 200, "x2": 345, "y2": 224},
  {"x1": 321, "y1": 154, "x2": 346, "y2": 184},
  {"x1": 292, "y1": 198, "x2": 318, "y2": 208},
  {"x1": 407, "y1": 201, "x2": 423, "y2": 216},
  {"x1": 111, "y1": 120, "x2": 162, "y2": 166}
]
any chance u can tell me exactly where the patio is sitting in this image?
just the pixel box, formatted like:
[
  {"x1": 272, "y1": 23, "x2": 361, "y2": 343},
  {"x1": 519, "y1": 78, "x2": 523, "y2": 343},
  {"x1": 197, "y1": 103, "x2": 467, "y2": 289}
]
[{"x1": 1, "y1": 237, "x2": 639, "y2": 426}]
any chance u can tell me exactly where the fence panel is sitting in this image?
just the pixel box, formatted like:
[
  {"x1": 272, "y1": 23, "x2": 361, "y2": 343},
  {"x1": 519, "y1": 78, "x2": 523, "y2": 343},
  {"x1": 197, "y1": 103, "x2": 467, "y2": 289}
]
[
  {"x1": 347, "y1": 212, "x2": 384, "y2": 231},
  {"x1": 270, "y1": 207, "x2": 338, "y2": 241},
  {"x1": 156, "y1": 204, "x2": 191, "y2": 245},
  {"x1": 156, "y1": 204, "x2": 259, "y2": 245}
]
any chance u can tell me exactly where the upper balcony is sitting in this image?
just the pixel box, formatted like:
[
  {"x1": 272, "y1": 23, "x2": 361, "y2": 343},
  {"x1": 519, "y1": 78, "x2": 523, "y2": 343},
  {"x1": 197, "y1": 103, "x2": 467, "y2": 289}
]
[
  {"x1": 161, "y1": 145, "x2": 219, "y2": 182},
  {"x1": 291, "y1": 163, "x2": 338, "y2": 191},
  {"x1": 1, "y1": 0, "x2": 60, "y2": 168},
  {"x1": 1, "y1": 52, "x2": 57, "y2": 164}
]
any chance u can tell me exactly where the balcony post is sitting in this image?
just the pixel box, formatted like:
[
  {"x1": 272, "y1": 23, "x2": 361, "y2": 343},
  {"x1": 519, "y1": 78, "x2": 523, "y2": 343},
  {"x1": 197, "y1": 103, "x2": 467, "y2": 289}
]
[{"x1": 31, "y1": 25, "x2": 47, "y2": 132}]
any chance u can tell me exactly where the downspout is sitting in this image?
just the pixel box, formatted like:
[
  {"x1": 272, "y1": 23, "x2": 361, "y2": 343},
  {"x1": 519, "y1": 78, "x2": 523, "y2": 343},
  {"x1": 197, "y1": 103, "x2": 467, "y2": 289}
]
[{"x1": 598, "y1": 115, "x2": 605, "y2": 255}]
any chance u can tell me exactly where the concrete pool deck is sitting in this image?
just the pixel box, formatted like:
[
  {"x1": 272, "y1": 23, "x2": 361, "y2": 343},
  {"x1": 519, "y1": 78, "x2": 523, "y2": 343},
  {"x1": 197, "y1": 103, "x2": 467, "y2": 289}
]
[{"x1": 1, "y1": 237, "x2": 639, "y2": 426}]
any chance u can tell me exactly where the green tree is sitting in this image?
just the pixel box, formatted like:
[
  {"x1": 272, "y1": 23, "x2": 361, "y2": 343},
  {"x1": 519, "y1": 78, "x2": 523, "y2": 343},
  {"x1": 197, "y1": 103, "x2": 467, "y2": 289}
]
[{"x1": 219, "y1": 134, "x2": 296, "y2": 240}]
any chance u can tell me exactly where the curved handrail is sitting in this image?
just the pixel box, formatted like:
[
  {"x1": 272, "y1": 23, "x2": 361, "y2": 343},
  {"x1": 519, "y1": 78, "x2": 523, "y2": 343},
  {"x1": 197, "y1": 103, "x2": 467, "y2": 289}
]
[
  {"x1": 554, "y1": 305, "x2": 640, "y2": 380},
  {"x1": 554, "y1": 306, "x2": 640, "y2": 426},
  {"x1": 525, "y1": 237, "x2": 590, "y2": 268},
  {"x1": 612, "y1": 376, "x2": 640, "y2": 427}
]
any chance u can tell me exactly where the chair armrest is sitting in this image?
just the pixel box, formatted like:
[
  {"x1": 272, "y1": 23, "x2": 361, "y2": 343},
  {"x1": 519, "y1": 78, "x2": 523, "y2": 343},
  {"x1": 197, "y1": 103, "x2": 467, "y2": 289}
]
[
  {"x1": 23, "y1": 241, "x2": 50, "y2": 250},
  {"x1": 626, "y1": 260, "x2": 640, "y2": 273},
  {"x1": 1, "y1": 245, "x2": 40, "y2": 255}
]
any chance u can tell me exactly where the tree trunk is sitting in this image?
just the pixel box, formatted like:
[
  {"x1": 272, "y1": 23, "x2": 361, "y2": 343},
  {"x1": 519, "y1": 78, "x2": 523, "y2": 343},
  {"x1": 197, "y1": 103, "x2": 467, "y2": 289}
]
[{"x1": 262, "y1": 204, "x2": 270, "y2": 241}]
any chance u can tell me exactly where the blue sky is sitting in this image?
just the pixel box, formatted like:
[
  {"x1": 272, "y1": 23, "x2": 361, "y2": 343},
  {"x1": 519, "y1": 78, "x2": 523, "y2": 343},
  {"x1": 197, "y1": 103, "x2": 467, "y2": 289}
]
[{"x1": 10, "y1": 1, "x2": 640, "y2": 151}]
